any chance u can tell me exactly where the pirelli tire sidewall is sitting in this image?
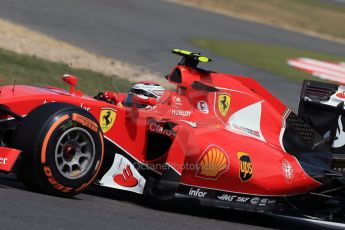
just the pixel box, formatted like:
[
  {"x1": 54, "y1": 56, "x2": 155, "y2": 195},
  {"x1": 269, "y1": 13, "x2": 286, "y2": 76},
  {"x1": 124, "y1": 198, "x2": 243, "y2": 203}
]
[
  {"x1": 15, "y1": 102, "x2": 104, "y2": 197},
  {"x1": 41, "y1": 110, "x2": 104, "y2": 195}
]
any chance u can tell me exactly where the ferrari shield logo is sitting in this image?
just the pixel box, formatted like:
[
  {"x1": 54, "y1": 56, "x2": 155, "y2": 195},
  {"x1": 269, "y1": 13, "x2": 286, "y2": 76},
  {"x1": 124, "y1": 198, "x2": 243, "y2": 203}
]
[
  {"x1": 217, "y1": 93, "x2": 231, "y2": 117},
  {"x1": 100, "y1": 109, "x2": 116, "y2": 133}
]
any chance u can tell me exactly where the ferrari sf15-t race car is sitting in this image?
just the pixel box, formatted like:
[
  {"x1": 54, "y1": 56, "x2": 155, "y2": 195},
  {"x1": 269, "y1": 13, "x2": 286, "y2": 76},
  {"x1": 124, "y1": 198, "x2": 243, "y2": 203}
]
[{"x1": 0, "y1": 49, "x2": 344, "y2": 224}]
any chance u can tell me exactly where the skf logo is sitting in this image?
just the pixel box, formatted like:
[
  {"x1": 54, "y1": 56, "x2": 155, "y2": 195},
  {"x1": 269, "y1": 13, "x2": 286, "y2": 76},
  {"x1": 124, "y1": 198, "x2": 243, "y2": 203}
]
[
  {"x1": 217, "y1": 93, "x2": 231, "y2": 117},
  {"x1": 237, "y1": 152, "x2": 253, "y2": 182},
  {"x1": 196, "y1": 145, "x2": 229, "y2": 180},
  {"x1": 100, "y1": 109, "x2": 116, "y2": 133}
]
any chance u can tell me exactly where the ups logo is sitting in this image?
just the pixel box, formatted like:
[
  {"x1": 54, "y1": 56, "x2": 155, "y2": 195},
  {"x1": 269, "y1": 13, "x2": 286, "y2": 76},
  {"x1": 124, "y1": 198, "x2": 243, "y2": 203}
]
[{"x1": 237, "y1": 152, "x2": 253, "y2": 182}]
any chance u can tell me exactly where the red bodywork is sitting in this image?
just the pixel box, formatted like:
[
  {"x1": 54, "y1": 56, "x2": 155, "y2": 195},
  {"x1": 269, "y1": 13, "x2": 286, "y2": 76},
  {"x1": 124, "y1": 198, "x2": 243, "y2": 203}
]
[{"x1": 0, "y1": 63, "x2": 321, "y2": 198}]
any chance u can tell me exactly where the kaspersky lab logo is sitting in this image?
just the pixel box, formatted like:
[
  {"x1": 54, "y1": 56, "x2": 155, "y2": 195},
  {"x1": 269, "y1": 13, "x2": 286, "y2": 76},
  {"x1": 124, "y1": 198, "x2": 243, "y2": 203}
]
[{"x1": 237, "y1": 152, "x2": 253, "y2": 182}]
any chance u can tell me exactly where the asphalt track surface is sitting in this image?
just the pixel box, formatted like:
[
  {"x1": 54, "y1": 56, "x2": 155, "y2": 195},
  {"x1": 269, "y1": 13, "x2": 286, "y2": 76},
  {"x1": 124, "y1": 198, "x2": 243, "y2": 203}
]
[{"x1": 0, "y1": 0, "x2": 345, "y2": 229}]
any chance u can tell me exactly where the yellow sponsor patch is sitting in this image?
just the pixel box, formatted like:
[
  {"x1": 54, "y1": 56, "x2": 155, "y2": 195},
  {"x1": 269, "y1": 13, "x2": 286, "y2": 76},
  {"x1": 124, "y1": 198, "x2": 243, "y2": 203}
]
[
  {"x1": 217, "y1": 93, "x2": 231, "y2": 117},
  {"x1": 196, "y1": 146, "x2": 229, "y2": 180},
  {"x1": 100, "y1": 109, "x2": 116, "y2": 133},
  {"x1": 237, "y1": 152, "x2": 253, "y2": 182}
]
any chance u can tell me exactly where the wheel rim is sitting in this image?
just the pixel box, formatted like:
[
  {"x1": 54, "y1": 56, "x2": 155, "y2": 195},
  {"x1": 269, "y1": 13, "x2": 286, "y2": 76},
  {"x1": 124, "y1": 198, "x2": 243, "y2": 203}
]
[{"x1": 55, "y1": 127, "x2": 95, "y2": 180}]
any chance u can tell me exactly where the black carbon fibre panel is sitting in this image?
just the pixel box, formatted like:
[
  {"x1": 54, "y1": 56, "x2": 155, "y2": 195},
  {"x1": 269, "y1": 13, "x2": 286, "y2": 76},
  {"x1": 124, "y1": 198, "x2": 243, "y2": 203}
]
[{"x1": 286, "y1": 112, "x2": 314, "y2": 144}]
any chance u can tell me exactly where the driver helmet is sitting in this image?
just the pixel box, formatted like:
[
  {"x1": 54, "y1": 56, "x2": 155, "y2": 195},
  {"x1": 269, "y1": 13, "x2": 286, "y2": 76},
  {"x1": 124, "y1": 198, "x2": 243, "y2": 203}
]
[{"x1": 124, "y1": 81, "x2": 165, "y2": 108}]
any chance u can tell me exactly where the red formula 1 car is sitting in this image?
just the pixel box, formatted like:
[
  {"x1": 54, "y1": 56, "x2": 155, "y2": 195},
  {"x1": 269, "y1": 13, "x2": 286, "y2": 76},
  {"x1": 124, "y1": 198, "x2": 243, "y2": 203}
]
[{"x1": 0, "y1": 49, "x2": 344, "y2": 223}]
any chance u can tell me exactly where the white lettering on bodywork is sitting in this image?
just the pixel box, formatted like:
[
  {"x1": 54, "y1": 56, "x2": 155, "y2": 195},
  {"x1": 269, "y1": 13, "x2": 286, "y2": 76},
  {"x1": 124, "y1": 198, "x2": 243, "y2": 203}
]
[{"x1": 0, "y1": 157, "x2": 8, "y2": 164}]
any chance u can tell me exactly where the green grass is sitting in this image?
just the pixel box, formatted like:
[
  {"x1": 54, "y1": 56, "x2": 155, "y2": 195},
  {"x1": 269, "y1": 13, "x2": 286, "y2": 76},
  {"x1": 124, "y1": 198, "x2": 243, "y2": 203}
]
[
  {"x1": 0, "y1": 48, "x2": 132, "y2": 95},
  {"x1": 192, "y1": 39, "x2": 345, "y2": 81},
  {"x1": 182, "y1": 0, "x2": 345, "y2": 40}
]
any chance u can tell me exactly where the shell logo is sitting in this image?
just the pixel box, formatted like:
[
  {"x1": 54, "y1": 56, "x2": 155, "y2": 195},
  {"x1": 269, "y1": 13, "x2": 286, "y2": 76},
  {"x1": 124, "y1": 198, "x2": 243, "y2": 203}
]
[{"x1": 196, "y1": 146, "x2": 229, "y2": 180}]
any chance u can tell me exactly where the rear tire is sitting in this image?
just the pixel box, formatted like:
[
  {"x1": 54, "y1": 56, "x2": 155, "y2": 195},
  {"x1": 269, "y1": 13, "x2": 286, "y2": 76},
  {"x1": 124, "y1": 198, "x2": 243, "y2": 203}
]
[{"x1": 13, "y1": 102, "x2": 104, "y2": 197}]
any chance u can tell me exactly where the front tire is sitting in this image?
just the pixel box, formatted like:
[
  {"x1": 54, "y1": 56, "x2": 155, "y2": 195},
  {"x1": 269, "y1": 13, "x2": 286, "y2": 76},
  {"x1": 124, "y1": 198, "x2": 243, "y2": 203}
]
[{"x1": 13, "y1": 102, "x2": 104, "y2": 197}]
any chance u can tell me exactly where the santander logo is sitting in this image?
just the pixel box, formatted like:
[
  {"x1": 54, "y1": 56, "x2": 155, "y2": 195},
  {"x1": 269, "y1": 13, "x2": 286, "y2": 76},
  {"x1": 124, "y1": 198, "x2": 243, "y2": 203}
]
[{"x1": 113, "y1": 165, "x2": 139, "y2": 188}]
